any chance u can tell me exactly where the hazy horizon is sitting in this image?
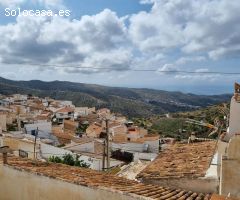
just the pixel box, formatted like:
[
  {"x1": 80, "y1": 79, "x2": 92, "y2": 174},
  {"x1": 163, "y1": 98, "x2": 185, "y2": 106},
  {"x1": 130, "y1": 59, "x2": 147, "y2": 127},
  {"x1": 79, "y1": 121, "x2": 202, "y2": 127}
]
[
  {"x1": 0, "y1": 0, "x2": 239, "y2": 95},
  {"x1": 0, "y1": 75, "x2": 234, "y2": 95}
]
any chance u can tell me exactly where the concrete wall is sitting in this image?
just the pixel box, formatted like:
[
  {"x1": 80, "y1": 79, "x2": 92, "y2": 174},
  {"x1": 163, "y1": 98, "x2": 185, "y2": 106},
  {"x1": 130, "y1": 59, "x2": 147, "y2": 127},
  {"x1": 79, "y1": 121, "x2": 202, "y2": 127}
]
[
  {"x1": 40, "y1": 143, "x2": 72, "y2": 159},
  {"x1": 25, "y1": 122, "x2": 52, "y2": 139},
  {"x1": 144, "y1": 140, "x2": 159, "y2": 153},
  {"x1": 220, "y1": 158, "x2": 240, "y2": 197},
  {"x1": 220, "y1": 135, "x2": 240, "y2": 197},
  {"x1": 68, "y1": 141, "x2": 95, "y2": 153},
  {"x1": 112, "y1": 142, "x2": 146, "y2": 152},
  {"x1": 0, "y1": 114, "x2": 7, "y2": 131},
  {"x1": 59, "y1": 101, "x2": 73, "y2": 107},
  {"x1": 112, "y1": 141, "x2": 158, "y2": 153},
  {"x1": 228, "y1": 97, "x2": 240, "y2": 140},
  {"x1": 212, "y1": 140, "x2": 228, "y2": 179},
  {"x1": 227, "y1": 135, "x2": 240, "y2": 160},
  {"x1": 0, "y1": 165, "x2": 141, "y2": 200},
  {"x1": 56, "y1": 112, "x2": 73, "y2": 120},
  {"x1": 1, "y1": 137, "x2": 120, "y2": 171},
  {"x1": 40, "y1": 143, "x2": 100, "y2": 170},
  {"x1": 0, "y1": 136, "x2": 39, "y2": 159},
  {"x1": 24, "y1": 122, "x2": 59, "y2": 145},
  {"x1": 74, "y1": 107, "x2": 89, "y2": 117},
  {"x1": 133, "y1": 153, "x2": 158, "y2": 161}
]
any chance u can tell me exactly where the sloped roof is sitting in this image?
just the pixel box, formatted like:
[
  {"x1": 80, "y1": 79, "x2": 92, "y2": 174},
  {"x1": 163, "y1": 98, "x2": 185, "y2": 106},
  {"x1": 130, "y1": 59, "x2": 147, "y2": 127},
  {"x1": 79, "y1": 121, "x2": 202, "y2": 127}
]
[
  {"x1": 2, "y1": 155, "x2": 211, "y2": 200},
  {"x1": 86, "y1": 123, "x2": 103, "y2": 137},
  {"x1": 56, "y1": 107, "x2": 74, "y2": 113},
  {"x1": 137, "y1": 141, "x2": 217, "y2": 180},
  {"x1": 52, "y1": 126, "x2": 74, "y2": 140},
  {"x1": 211, "y1": 194, "x2": 240, "y2": 200}
]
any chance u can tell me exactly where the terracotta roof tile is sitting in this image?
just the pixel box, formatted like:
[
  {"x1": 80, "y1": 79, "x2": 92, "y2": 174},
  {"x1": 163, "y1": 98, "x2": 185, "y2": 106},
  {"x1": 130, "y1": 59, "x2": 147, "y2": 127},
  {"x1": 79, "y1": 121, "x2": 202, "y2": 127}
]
[
  {"x1": 137, "y1": 141, "x2": 217, "y2": 180},
  {"x1": 210, "y1": 194, "x2": 240, "y2": 200},
  {"x1": 56, "y1": 107, "x2": 74, "y2": 113},
  {"x1": 1, "y1": 155, "x2": 211, "y2": 200}
]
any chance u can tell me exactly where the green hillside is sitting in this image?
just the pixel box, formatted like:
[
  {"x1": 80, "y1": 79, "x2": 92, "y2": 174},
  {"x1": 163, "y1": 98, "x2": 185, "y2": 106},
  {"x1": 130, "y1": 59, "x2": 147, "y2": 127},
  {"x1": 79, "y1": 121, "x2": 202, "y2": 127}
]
[{"x1": 0, "y1": 77, "x2": 231, "y2": 117}]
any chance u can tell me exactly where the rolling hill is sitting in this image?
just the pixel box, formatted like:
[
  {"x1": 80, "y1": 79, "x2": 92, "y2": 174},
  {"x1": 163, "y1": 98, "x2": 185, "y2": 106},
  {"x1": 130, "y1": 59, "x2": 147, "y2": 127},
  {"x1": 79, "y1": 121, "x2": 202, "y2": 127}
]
[{"x1": 0, "y1": 77, "x2": 232, "y2": 117}]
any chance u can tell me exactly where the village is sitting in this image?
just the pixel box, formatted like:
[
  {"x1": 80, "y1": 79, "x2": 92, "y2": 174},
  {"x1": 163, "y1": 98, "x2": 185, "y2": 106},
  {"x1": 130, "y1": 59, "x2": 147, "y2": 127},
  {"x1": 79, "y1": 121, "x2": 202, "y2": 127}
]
[
  {"x1": 0, "y1": 83, "x2": 240, "y2": 200},
  {"x1": 0, "y1": 93, "x2": 161, "y2": 171}
]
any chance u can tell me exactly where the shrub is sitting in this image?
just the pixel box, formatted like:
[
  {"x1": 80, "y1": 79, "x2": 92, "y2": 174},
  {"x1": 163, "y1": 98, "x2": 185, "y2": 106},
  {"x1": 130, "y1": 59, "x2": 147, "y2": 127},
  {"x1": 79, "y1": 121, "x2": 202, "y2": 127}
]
[{"x1": 48, "y1": 153, "x2": 90, "y2": 168}]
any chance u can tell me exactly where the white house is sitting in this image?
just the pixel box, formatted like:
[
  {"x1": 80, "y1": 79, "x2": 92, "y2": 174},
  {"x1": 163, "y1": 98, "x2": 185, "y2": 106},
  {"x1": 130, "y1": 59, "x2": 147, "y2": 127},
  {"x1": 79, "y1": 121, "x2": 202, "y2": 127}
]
[
  {"x1": 54, "y1": 107, "x2": 74, "y2": 124},
  {"x1": 24, "y1": 122, "x2": 58, "y2": 144},
  {"x1": 74, "y1": 107, "x2": 89, "y2": 118},
  {"x1": 0, "y1": 113, "x2": 7, "y2": 132},
  {"x1": 222, "y1": 83, "x2": 240, "y2": 141}
]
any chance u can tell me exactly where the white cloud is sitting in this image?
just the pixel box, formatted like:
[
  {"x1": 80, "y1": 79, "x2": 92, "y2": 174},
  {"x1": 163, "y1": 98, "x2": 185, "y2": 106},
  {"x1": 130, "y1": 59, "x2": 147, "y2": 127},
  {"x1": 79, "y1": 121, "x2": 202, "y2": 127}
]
[
  {"x1": 37, "y1": 0, "x2": 63, "y2": 8},
  {"x1": 0, "y1": 9, "x2": 131, "y2": 73},
  {"x1": 208, "y1": 45, "x2": 240, "y2": 60},
  {"x1": 1, "y1": 0, "x2": 240, "y2": 78},
  {"x1": 176, "y1": 56, "x2": 206, "y2": 65},
  {"x1": 139, "y1": 0, "x2": 155, "y2": 5},
  {"x1": 174, "y1": 68, "x2": 220, "y2": 82},
  {"x1": 157, "y1": 64, "x2": 179, "y2": 74},
  {"x1": 0, "y1": 0, "x2": 25, "y2": 7},
  {"x1": 130, "y1": 0, "x2": 240, "y2": 60},
  {"x1": 0, "y1": 0, "x2": 63, "y2": 8},
  {"x1": 129, "y1": 9, "x2": 184, "y2": 52},
  {"x1": 0, "y1": 71, "x2": 17, "y2": 79}
]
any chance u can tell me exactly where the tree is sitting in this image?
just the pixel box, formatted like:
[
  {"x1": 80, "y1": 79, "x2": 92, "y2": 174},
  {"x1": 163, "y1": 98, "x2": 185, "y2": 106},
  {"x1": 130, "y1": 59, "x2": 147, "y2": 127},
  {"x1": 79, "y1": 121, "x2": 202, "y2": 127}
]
[{"x1": 49, "y1": 153, "x2": 90, "y2": 168}]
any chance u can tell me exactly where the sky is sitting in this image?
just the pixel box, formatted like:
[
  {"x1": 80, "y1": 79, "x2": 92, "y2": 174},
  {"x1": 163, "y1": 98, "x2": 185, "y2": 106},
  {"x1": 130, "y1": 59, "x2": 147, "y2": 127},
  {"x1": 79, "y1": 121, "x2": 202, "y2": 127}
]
[{"x1": 0, "y1": 0, "x2": 240, "y2": 94}]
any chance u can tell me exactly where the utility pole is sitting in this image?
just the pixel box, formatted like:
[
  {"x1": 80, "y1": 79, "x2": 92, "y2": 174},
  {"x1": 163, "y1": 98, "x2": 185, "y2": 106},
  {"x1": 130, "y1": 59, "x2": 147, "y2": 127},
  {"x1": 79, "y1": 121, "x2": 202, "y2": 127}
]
[
  {"x1": 102, "y1": 140, "x2": 106, "y2": 171},
  {"x1": 17, "y1": 106, "x2": 21, "y2": 131},
  {"x1": 17, "y1": 114, "x2": 21, "y2": 131},
  {"x1": 33, "y1": 127, "x2": 38, "y2": 160},
  {"x1": 106, "y1": 119, "x2": 110, "y2": 170}
]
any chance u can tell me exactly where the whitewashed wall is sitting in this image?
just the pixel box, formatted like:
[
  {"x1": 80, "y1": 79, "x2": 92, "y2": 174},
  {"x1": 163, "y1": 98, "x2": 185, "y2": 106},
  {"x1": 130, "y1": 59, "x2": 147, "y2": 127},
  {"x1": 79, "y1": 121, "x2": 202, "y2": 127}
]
[
  {"x1": 133, "y1": 153, "x2": 158, "y2": 161},
  {"x1": 228, "y1": 96, "x2": 240, "y2": 140}
]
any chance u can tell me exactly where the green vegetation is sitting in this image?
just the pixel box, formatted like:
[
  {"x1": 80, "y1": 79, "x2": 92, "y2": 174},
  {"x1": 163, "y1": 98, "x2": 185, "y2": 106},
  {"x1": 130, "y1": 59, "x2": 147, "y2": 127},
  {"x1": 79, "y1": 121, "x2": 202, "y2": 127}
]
[
  {"x1": 133, "y1": 103, "x2": 229, "y2": 139},
  {"x1": 7, "y1": 124, "x2": 17, "y2": 131},
  {"x1": 77, "y1": 124, "x2": 89, "y2": 133},
  {"x1": 49, "y1": 153, "x2": 90, "y2": 168},
  {"x1": 173, "y1": 103, "x2": 229, "y2": 125},
  {"x1": 151, "y1": 118, "x2": 185, "y2": 137},
  {"x1": 57, "y1": 144, "x2": 65, "y2": 148},
  {"x1": 0, "y1": 77, "x2": 231, "y2": 117}
]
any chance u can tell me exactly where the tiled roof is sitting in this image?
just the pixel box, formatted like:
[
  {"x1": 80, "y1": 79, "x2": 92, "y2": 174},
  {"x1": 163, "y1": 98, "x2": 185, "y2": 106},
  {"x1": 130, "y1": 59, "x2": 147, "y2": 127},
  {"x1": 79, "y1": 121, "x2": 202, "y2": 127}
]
[
  {"x1": 86, "y1": 123, "x2": 103, "y2": 137},
  {"x1": 137, "y1": 141, "x2": 217, "y2": 180},
  {"x1": 2, "y1": 155, "x2": 211, "y2": 200},
  {"x1": 56, "y1": 107, "x2": 74, "y2": 113},
  {"x1": 210, "y1": 194, "x2": 240, "y2": 200},
  {"x1": 71, "y1": 136, "x2": 95, "y2": 144},
  {"x1": 52, "y1": 132, "x2": 73, "y2": 140},
  {"x1": 52, "y1": 127, "x2": 74, "y2": 140}
]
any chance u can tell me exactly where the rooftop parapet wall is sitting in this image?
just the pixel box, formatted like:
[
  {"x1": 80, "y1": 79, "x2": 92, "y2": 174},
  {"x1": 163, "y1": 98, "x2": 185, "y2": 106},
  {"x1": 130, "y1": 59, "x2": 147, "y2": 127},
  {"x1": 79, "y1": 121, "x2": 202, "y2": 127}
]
[
  {"x1": 220, "y1": 135, "x2": 240, "y2": 197},
  {"x1": 0, "y1": 164, "x2": 141, "y2": 200},
  {"x1": 0, "y1": 155, "x2": 211, "y2": 200},
  {"x1": 228, "y1": 96, "x2": 240, "y2": 140}
]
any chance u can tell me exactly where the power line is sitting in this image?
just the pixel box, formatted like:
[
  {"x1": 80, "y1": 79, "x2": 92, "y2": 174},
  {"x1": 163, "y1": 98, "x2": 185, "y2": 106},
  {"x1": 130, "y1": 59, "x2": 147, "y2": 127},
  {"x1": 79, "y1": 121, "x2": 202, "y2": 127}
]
[{"x1": 4, "y1": 62, "x2": 240, "y2": 75}]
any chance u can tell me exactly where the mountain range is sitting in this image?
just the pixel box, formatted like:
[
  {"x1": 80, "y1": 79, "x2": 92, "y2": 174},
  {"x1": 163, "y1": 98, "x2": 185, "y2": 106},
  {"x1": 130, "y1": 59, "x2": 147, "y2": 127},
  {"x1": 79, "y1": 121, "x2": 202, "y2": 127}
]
[{"x1": 0, "y1": 77, "x2": 232, "y2": 117}]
